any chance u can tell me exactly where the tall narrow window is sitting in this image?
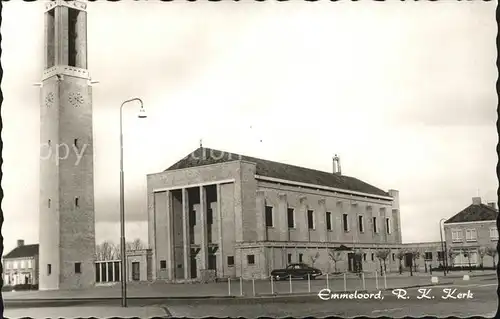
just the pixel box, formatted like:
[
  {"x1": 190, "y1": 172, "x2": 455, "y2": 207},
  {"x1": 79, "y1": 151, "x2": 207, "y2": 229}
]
[
  {"x1": 373, "y1": 217, "x2": 378, "y2": 233},
  {"x1": 247, "y1": 255, "x2": 255, "y2": 265},
  {"x1": 47, "y1": 264, "x2": 52, "y2": 275},
  {"x1": 265, "y1": 206, "x2": 274, "y2": 227},
  {"x1": 287, "y1": 253, "x2": 292, "y2": 264},
  {"x1": 48, "y1": 198, "x2": 51, "y2": 208},
  {"x1": 343, "y1": 214, "x2": 349, "y2": 232},
  {"x1": 46, "y1": 9, "x2": 56, "y2": 68},
  {"x1": 227, "y1": 256, "x2": 235, "y2": 266},
  {"x1": 299, "y1": 253, "x2": 303, "y2": 263},
  {"x1": 385, "y1": 217, "x2": 391, "y2": 234},
  {"x1": 75, "y1": 197, "x2": 79, "y2": 208},
  {"x1": 68, "y1": 8, "x2": 79, "y2": 67},
  {"x1": 160, "y1": 260, "x2": 166, "y2": 269},
  {"x1": 287, "y1": 208, "x2": 295, "y2": 228},
  {"x1": 326, "y1": 212, "x2": 332, "y2": 231},
  {"x1": 75, "y1": 262, "x2": 82, "y2": 274},
  {"x1": 307, "y1": 210, "x2": 315, "y2": 229},
  {"x1": 358, "y1": 215, "x2": 364, "y2": 232},
  {"x1": 190, "y1": 210, "x2": 196, "y2": 226}
]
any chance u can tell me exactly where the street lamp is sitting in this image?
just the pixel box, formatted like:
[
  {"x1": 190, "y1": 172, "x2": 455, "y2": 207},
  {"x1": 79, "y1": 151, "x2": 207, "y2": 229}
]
[
  {"x1": 119, "y1": 98, "x2": 147, "y2": 307},
  {"x1": 439, "y1": 218, "x2": 447, "y2": 276}
]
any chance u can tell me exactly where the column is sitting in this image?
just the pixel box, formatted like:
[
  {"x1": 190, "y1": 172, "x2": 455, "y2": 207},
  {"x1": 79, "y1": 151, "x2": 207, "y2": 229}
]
[
  {"x1": 216, "y1": 183, "x2": 224, "y2": 278},
  {"x1": 199, "y1": 186, "x2": 208, "y2": 271},
  {"x1": 256, "y1": 190, "x2": 266, "y2": 241},
  {"x1": 101, "y1": 263, "x2": 105, "y2": 283},
  {"x1": 318, "y1": 198, "x2": 327, "y2": 242},
  {"x1": 112, "y1": 261, "x2": 116, "y2": 282},
  {"x1": 166, "y1": 191, "x2": 175, "y2": 280},
  {"x1": 104, "y1": 262, "x2": 108, "y2": 282},
  {"x1": 298, "y1": 196, "x2": 308, "y2": 241},
  {"x1": 278, "y1": 193, "x2": 288, "y2": 241},
  {"x1": 75, "y1": 9, "x2": 87, "y2": 69},
  {"x1": 182, "y1": 188, "x2": 190, "y2": 280}
]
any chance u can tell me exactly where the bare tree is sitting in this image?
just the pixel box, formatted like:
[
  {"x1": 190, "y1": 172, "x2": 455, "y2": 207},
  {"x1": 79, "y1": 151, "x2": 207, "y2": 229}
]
[
  {"x1": 485, "y1": 246, "x2": 497, "y2": 268},
  {"x1": 309, "y1": 251, "x2": 320, "y2": 267},
  {"x1": 95, "y1": 241, "x2": 117, "y2": 261},
  {"x1": 375, "y1": 249, "x2": 390, "y2": 274},
  {"x1": 328, "y1": 250, "x2": 342, "y2": 273},
  {"x1": 411, "y1": 250, "x2": 421, "y2": 272},
  {"x1": 478, "y1": 247, "x2": 486, "y2": 270},
  {"x1": 448, "y1": 250, "x2": 459, "y2": 268},
  {"x1": 396, "y1": 249, "x2": 406, "y2": 274},
  {"x1": 126, "y1": 238, "x2": 146, "y2": 251}
]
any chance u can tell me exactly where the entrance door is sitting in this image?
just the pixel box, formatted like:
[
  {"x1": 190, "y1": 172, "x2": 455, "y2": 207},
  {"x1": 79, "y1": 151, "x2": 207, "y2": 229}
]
[
  {"x1": 190, "y1": 256, "x2": 197, "y2": 279},
  {"x1": 131, "y1": 262, "x2": 140, "y2": 281},
  {"x1": 404, "y1": 253, "x2": 413, "y2": 268}
]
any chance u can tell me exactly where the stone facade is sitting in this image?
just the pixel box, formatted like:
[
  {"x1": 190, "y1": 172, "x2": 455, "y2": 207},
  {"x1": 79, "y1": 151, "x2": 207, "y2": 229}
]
[
  {"x1": 39, "y1": 0, "x2": 96, "y2": 290},
  {"x1": 147, "y1": 152, "x2": 414, "y2": 281}
]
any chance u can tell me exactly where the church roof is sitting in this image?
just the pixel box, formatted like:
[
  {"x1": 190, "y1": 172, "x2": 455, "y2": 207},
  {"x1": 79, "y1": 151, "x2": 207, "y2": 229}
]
[
  {"x1": 165, "y1": 147, "x2": 390, "y2": 198},
  {"x1": 4, "y1": 244, "x2": 39, "y2": 259},
  {"x1": 444, "y1": 203, "x2": 498, "y2": 224}
]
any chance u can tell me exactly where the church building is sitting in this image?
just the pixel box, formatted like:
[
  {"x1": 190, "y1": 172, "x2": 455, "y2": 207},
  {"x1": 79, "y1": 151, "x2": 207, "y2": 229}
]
[{"x1": 147, "y1": 147, "x2": 403, "y2": 281}]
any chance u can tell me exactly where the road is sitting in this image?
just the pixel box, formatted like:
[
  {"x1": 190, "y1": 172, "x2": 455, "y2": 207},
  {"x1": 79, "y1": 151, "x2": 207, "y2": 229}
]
[{"x1": 4, "y1": 280, "x2": 497, "y2": 318}]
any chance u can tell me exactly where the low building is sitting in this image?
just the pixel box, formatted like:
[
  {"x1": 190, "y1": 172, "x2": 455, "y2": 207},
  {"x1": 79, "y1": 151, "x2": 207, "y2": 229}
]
[
  {"x1": 94, "y1": 249, "x2": 153, "y2": 284},
  {"x1": 3, "y1": 240, "x2": 39, "y2": 286},
  {"x1": 444, "y1": 197, "x2": 498, "y2": 268}
]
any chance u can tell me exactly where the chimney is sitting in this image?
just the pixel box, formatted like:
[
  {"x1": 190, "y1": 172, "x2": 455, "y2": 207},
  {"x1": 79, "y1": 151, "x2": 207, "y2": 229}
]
[
  {"x1": 472, "y1": 197, "x2": 482, "y2": 205},
  {"x1": 17, "y1": 239, "x2": 24, "y2": 247},
  {"x1": 333, "y1": 154, "x2": 342, "y2": 175},
  {"x1": 487, "y1": 202, "x2": 497, "y2": 211}
]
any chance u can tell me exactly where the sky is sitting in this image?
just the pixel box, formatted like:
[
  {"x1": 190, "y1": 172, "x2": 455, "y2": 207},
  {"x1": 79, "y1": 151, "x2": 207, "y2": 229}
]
[{"x1": 1, "y1": 0, "x2": 497, "y2": 255}]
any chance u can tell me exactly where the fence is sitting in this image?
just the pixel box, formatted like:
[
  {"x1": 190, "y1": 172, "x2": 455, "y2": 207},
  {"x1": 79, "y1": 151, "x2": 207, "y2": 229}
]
[{"x1": 222, "y1": 271, "x2": 441, "y2": 297}]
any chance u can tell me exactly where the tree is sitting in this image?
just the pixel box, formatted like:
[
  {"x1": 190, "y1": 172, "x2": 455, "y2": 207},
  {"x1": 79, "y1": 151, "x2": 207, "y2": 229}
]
[
  {"x1": 411, "y1": 250, "x2": 421, "y2": 272},
  {"x1": 448, "y1": 250, "x2": 459, "y2": 268},
  {"x1": 375, "y1": 249, "x2": 390, "y2": 274},
  {"x1": 126, "y1": 238, "x2": 146, "y2": 251},
  {"x1": 485, "y1": 246, "x2": 497, "y2": 268},
  {"x1": 309, "y1": 251, "x2": 320, "y2": 267},
  {"x1": 478, "y1": 247, "x2": 486, "y2": 269},
  {"x1": 396, "y1": 249, "x2": 406, "y2": 274},
  {"x1": 328, "y1": 250, "x2": 342, "y2": 273},
  {"x1": 95, "y1": 241, "x2": 118, "y2": 261}
]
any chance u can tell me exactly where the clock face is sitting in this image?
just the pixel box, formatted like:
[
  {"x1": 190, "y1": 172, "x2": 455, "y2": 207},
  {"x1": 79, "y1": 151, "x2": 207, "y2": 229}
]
[
  {"x1": 69, "y1": 92, "x2": 84, "y2": 107},
  {"x1": 45, "y1": 92, "x2": 54, "y2": 108}
]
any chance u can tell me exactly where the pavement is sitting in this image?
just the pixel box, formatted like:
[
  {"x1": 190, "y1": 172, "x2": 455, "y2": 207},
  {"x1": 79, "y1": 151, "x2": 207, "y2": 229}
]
[{"x1": 2, "y1": 271, "x2": 497, "y2": 318}]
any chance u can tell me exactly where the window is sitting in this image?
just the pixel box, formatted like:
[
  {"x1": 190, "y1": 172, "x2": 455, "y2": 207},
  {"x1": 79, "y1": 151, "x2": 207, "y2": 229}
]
[
  {"x1": 48, "y1": 198, "x2": 51, "y2": 208},
  {"x1": 452, "y1": 229, "x2": 463, "y2": 242},
  {"x1": 437, "y1": 251, "x2": 444, "y2": 261},
  {"x1": 363, "y1": 253, "x2": 367, "y2": 261},
  {"x1": 385, "y1": 217, "x2": 391, "y2": 234},
  {"x1": 371, "y1": 253, "x2": 374, "y2": 261},
  {"x1": 13, "y1": 261, "x2": 18, "y2": 269},
  {"x1": 27, "y1": 259, "x2": 32, "y2": 269},
  {"x1": 160, "y1": 260, "x2": 166, "y2": 269},
  {"x1": 227, "y1": 256, "x2": 235, "y2": 266},
  {"x1": 299, "y1": 253, "x2": 303, "y2": 263},
  {"x1": 47, "y1": 264, "x2": 52, "y2": 275},
  {"x1": 358, "y1": 216, "x2": 364, "y2": 233},
  {"x1": 20, "y1": 260, "x2": 25, "y2": 268},
  {"x1": 373, "y1": 217, "x2": 378, "y2": 233},
  {"x1": 326, "y1": 212, "x2": 332, "y2": 231},
  {"x1": 247, "y1": 254, "x2": 255, "y2": 265},
  {"x1": 265, "y1": 206, "x2": 274, "y2": 227},
  {"x1": 307, "y1": 210, "x2": 315, "y2": 229},
  {"x1": 342, "y1": 214, "x2": 349, "y2": 232},
  {"x1": 287, "y1": 253, "x2": 292, "y2": 264},
  {"x1": 425, "y1": 252, "x2": 433, "y2": 260},
  {"x1": 287, "y1": 208, "x2": 295, "y2": 228},
  {"x1": 465, "y1": 229, "x2": 477, "y2": 242},
  {"x1": 490, "y1": 227, "x2": 499, "y2": 240},
  {"x1": 75, "y1": 197, "x2": 79, "y2": 208},
  {"x1": 392, "y1": 253, "x2": 395, "y2": 261},
  {"x1": 207, "y1": 208, "x2": 213, "y2": 225},
  {"x1": 75, "y1": 262, "x2": 82, "y2": 274}
]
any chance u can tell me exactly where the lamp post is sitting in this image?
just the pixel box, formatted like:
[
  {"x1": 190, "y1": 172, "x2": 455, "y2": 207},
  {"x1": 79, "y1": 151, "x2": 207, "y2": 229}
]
[
  {"x1": 439, "y1": 218, "x2": 447, "y2": 276},
  {"x1": 119, "y1": 98, "x2": 147, "y2": 307}
]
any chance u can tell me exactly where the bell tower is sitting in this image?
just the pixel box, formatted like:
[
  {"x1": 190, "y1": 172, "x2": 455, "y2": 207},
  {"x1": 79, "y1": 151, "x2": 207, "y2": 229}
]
[{"x1": 39, "y1": 0, "x2": 96, "y2": 290}]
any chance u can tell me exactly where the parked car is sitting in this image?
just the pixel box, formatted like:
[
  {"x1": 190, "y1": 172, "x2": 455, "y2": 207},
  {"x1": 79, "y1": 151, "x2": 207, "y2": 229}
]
[{"x1": 271, "y1": 263, "x2": 322, "y2": 280}]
